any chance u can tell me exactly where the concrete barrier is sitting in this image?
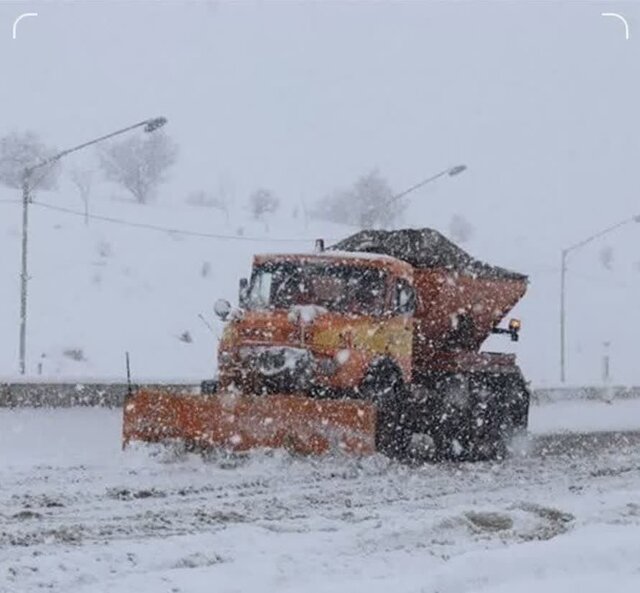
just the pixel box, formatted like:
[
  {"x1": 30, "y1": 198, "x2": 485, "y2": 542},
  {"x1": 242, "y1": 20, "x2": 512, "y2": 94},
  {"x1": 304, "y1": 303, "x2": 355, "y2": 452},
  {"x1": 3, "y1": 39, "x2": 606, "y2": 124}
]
[
  {"x1": 0, "y1": 382, "x2": 199, "y2": 408},
  {"x1": 533, "y1": 385, "x2": 640, "y2": 403},
  {"x1": 0, "y1": 382, "x2": 638, "y2": 408}
]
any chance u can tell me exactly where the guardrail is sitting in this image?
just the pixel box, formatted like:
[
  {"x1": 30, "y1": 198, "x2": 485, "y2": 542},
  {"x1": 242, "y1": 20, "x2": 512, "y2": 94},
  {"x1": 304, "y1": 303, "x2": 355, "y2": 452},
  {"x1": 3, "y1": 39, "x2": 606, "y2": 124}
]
[
  {"x1": 533, "y1": 386, "x2": 640, "y2": 403},
  {"x1": 0, "y1": 382, "x2": 199, "y2": 408},
  {"x1": 1, "y1": 382, "x2": 639, "y2": 408}
]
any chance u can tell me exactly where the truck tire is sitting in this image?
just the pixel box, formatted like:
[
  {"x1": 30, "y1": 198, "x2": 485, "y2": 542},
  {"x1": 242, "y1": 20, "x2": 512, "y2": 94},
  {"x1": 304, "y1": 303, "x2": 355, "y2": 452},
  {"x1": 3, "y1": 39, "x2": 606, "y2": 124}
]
[
  {"x1": 430, "y1": 374, "x2": 475, "y2": 461},
  {"x1": 359, "y1": 361, "x2": 412, "y2": 460},
  {"x1": 468, "y1": 373, "x2": 529, "y2": 461},
  {"x1": 419, "y1": 372, "x2": 529, "y2": 462}
]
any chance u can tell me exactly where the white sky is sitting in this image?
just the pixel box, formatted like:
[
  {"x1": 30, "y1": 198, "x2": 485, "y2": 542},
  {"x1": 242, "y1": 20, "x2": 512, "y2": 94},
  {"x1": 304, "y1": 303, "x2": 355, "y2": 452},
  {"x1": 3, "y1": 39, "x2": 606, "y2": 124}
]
[{"x1": 0, "y1": 1, "x2": 637, "y2": 215}]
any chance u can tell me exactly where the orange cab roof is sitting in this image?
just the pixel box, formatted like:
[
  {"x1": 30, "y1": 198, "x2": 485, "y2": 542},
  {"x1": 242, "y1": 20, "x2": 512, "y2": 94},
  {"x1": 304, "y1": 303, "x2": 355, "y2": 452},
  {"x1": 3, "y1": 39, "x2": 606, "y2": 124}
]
[{"x1": 253, "y1": 251, "x2": 413, "y2": 281}]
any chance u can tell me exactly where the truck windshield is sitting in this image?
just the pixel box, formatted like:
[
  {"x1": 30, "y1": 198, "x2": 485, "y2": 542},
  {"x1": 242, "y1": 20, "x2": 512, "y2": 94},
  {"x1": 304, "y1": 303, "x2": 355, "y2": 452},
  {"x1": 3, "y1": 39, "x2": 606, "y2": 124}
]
[{"x1": 247, "y1": 261, "x2": 387, "y2": 315}]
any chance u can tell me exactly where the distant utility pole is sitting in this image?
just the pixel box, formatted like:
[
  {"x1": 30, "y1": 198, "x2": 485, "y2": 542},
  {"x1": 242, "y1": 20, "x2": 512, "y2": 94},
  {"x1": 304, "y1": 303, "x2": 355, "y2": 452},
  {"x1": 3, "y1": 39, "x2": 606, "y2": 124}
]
[
  {"x1": 18, "y1": 174, "x2": 31, "y2": 376},
  {"x1": 18, "y1": 117, "x2": 168, "y2": 374},
  {"x1": 559, "y1": 214, "x2": 640, "y2": 383},
  {"x1": 602, "y1": 341, "x2": 611, "y2": 385}
]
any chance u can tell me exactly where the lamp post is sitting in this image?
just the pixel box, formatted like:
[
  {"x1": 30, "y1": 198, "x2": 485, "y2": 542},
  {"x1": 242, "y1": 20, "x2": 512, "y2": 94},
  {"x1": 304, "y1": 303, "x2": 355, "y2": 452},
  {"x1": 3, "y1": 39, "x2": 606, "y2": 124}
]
[
  {"x1": 386, "y1": 164, "x2": 467, "y2": 209},
  {"x1": 559, "y1": 214, "x2": 640, "y2": 383},
  {"x1": 365, "y1": 164, "x2": 467, "y2": 228},
  {"x1": 18, "y1": 117, "x2": 168, "y2": 375}
]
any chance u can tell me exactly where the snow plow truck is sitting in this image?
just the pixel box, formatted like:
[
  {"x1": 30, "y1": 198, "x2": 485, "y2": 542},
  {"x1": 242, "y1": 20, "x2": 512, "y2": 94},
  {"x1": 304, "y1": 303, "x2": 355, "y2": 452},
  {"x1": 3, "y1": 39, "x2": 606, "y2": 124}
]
[{"x1": 123, "y1": 228, "x2": 530, "y2": 461}]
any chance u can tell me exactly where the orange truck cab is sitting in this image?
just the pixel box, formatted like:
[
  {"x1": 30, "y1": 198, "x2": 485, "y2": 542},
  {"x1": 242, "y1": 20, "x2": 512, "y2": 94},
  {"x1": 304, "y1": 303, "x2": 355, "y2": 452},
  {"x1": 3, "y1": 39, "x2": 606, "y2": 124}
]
[
  {"x1": 216, "y1": 250, "x2": 416, "y2": 397},
  {"x1": 209, "y1": 228, "x2": 530, "y2": 460}
]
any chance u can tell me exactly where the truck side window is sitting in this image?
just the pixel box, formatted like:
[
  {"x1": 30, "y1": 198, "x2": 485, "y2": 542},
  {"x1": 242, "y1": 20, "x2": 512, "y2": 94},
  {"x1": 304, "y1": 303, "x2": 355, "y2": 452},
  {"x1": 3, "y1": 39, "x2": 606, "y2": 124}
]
[{"x1": 395, "y1": 279, "x2": 415, "y2": 314}]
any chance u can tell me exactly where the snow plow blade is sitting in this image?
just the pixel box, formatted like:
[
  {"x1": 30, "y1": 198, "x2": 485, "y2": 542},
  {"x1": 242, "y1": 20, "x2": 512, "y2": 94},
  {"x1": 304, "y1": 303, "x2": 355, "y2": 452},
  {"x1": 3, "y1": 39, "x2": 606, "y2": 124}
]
[{"x1": 123, "y1": 389, "x2": 376, "y2": 455}]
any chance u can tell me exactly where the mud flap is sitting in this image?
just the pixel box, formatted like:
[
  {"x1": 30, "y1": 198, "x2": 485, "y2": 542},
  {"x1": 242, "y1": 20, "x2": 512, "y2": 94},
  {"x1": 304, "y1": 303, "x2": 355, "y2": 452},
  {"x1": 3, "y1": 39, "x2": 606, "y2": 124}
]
[{"x1": 123, "y1": 390, "x2": 376, "y2": 455}]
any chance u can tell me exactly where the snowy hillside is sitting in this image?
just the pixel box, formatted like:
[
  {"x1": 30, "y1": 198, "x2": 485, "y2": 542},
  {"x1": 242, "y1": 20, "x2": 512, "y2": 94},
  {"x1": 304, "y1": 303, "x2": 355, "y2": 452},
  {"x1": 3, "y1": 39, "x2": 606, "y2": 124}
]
[{"x1": 1, "y1": 182, "x2": 639, "y2": 385}]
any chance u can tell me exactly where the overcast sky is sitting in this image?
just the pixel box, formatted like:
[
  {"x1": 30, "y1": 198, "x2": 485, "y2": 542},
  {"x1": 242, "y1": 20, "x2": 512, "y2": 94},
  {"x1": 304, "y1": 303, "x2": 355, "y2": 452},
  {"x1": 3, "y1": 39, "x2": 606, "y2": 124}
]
[
  {"x1": 1, "y1": 0, "x2": 639, "y2": 383},
  {"x1": 1, "y1": 1, "x2": 637, "y2": 221}
]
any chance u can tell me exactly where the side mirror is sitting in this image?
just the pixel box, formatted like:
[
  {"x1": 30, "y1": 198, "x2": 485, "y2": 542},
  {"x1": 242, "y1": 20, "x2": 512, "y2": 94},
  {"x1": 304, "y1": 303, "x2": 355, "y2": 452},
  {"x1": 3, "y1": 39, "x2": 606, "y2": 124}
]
[
  {"x1": 239, "y1": 277, "x2": 249, "y2": 308},
  {"x1": 509, "y1": 318, "x2": 521, "y2": 342},
  {"x1": 214, "y1": 299, "x2": 232, "y2": 321}
]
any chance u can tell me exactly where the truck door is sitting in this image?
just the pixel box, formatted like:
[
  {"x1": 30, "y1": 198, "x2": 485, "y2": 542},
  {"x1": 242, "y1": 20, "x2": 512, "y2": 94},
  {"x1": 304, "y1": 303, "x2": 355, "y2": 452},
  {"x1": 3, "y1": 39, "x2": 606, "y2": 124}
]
[{"x1": 387, "y1": 278, "x2": 415, "y2": 380}]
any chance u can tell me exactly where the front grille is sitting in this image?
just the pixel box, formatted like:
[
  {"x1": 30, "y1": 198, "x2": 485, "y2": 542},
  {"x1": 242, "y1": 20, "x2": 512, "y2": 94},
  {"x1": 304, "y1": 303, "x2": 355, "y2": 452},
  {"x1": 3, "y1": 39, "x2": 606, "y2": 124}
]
[{"x1": 233, "y1": 346, "x2": 315, "y2": 394}]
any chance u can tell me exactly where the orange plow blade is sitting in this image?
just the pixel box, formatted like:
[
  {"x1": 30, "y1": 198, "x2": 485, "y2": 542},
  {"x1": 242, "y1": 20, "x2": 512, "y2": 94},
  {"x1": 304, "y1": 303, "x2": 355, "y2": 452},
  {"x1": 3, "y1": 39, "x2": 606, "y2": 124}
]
[{"x1": 123, "y1": 389, "x2": 376, "y2": 455}]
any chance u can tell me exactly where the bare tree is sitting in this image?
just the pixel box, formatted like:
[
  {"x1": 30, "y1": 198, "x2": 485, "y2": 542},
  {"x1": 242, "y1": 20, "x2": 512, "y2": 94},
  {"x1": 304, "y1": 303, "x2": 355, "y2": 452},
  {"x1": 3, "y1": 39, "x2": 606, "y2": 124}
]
[
  {"x1": 352, "y1": 169, "x2": 399, "y2": 228},
  {"x1": 448, "y1": 214, "x2": 475, "y2": 244},
  {"x1": 0, "y1": 131, "x2": 60, "y2": 190},
  {"x1": 248, "y1": 188, "x2": 279, "y2": 220},
  {"x1": 312, "y1": 169, "x2": 403, "y2": 229},
  {"x1": 70, "y1": 168, "x2": 93, "y2": 225},
  {"x1": 98, "y1": 132, "x2": 178, "y2": 203}
]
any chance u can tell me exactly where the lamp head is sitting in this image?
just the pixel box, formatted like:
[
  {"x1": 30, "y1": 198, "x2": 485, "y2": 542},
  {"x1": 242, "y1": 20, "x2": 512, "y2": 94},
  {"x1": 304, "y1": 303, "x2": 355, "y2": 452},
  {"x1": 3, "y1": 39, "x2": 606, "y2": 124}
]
[
  {"x1": 144, "y1": 117, "x2": 168, "y2": 133},
  {"x1": 448, "y1": 164, "x2": 467, "y2": 176}
]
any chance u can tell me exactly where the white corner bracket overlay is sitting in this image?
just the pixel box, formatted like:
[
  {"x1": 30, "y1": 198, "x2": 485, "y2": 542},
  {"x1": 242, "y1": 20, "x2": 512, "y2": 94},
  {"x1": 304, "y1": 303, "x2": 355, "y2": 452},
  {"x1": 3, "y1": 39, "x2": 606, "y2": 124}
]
[
  {"x1": 601, "y1": 12, "x2": 630, "y2": 40},
  {"x1": 12, "y1": 12, "x2": 38, "y2": 40}
]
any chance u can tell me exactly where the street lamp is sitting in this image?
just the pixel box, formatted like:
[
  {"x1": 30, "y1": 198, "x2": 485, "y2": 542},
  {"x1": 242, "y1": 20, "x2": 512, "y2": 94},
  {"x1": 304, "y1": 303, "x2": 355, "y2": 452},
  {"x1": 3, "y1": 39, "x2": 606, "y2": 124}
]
[
  {"x1": 18, "y1": 116, "x2": 168, "y2": 375},
  {"x1": 384, "y1": 164, "x2": 467, "y2": 210},
  {"x1": 559, "y1": 214, "x2": 640, "y2": 383},
  {"x1": 363, "y1": 164, "x2": 466, "y2": 228}
]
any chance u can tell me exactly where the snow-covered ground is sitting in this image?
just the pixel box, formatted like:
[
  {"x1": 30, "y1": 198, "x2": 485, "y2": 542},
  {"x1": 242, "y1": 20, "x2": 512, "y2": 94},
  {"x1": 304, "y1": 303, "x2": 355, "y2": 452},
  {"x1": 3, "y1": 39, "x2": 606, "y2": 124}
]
[
  {"x1": 530, "y1": 398, "x2": 640, "y2": 434},
  {"x1": 1, "y1": 400, "x2": 639, "y2": 593}
]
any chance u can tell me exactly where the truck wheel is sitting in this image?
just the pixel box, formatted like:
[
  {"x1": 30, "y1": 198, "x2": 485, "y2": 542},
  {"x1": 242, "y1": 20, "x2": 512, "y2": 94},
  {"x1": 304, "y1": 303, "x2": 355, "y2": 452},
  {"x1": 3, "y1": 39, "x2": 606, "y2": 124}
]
[
  {"x1": 470, "y1": 374, "x2": 528, "y2": 461},
  {"x1": 431, "y1": 374, "x2": 474, "y2": 461},
  {"x1": 431, "y1": 373, "x2": 508, "y2": 462},
  {"x1": 359, "y1": 361, "x2": 412, "y2": 460}
]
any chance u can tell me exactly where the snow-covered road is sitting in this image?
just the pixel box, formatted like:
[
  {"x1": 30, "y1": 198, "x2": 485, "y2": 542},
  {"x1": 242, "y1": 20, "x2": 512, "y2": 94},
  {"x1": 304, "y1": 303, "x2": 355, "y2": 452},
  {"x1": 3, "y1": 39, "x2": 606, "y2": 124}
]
[{"x1": 1, "y1": 401, "x2": 639, "y2": 593}]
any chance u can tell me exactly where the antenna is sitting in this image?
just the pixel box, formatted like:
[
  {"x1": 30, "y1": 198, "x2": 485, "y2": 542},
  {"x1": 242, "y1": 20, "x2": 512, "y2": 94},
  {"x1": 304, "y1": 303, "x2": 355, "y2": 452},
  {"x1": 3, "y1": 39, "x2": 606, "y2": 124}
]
[
  {"x1": 125, "y1": 351, "x2": 133, "y2": 399},
  {"x1": 198, "y1": 313, "x2": 215, "y2": 334}
]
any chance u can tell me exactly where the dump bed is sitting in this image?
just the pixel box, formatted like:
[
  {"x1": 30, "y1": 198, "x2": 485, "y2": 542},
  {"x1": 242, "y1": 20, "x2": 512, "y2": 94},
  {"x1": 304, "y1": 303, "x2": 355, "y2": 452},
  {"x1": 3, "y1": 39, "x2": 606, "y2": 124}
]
[
  {"x1": 412, "y1": 268, "x2": 526, "y2": 349},
  {"x1": 330, "y1": 229, "x2": 527, "y2": 349}
]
